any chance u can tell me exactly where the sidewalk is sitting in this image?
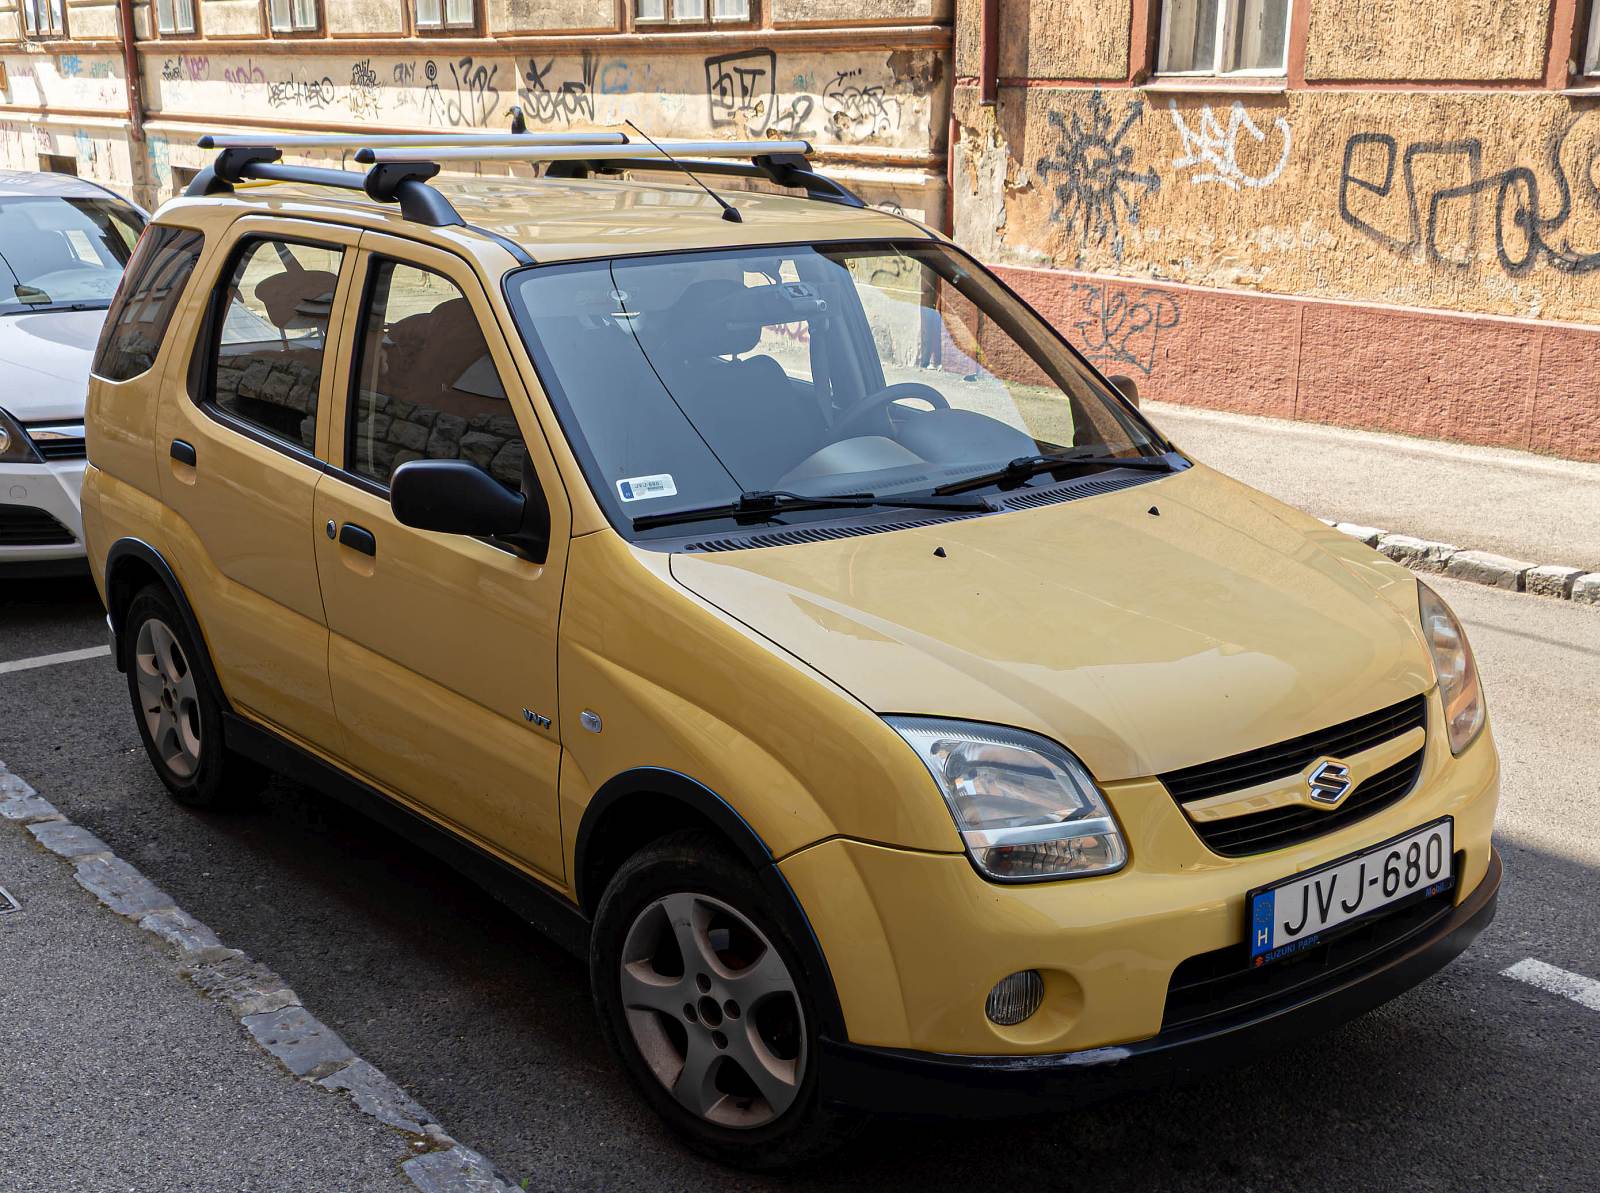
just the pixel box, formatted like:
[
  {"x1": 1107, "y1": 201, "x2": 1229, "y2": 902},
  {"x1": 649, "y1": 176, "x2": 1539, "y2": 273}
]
[
  {"x1": 1147, "y1": 400, "x2": 1600, "y2": 573},
  {"x1": 0, "y1": 767, "x2": 427, "y2": 1193}
]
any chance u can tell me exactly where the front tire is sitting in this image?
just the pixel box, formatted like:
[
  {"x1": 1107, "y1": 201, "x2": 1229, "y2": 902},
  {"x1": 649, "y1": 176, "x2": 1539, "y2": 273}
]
[
  {"x1": 122, "y1": 585, "x2": 266, "y2": 809},
  {"x1": 590, "y1": 830, "x2": 860, "y2": 1168}
]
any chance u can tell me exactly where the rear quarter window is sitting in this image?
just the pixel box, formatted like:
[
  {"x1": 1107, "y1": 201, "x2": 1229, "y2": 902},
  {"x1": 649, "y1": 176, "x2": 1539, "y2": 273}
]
[{"x1": 91, "y1": 225, "x2": 205, "y2": 382}]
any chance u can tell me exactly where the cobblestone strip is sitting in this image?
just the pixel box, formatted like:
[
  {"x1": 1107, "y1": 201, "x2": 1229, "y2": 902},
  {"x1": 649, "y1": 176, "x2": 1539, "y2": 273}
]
[
  {"x1": 0, "y1": 759, "x2": 513, "y2": 1193},
  {"x1": 1325, "y1": 521, "x2": 1600, "y2": 605}
]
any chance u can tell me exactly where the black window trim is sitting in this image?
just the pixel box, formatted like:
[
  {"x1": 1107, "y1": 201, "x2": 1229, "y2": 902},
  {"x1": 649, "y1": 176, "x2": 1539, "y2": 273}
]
[
  {"x1": 89, "y1": 222, "x2": 204, "y2": 384},
  {"x1": 189, "y1": 230, "x2": 348, "y2": 472}
]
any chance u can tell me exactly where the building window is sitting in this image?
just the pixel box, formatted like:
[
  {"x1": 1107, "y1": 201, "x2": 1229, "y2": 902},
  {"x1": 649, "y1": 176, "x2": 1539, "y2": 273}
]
[
  {"x1": 1158, "y1": 0, "x2": 1291, "y2": 76},
  {"x1": 413, "y1": 0, "x2": 475, "y2": 31},
  {"x1": 268, "y1": 0, "x2": 319, "y2": 32},
  {"x1": 21, "y1": 0, "x2": 68, "y2": 37},
  {"x1": 1586, "y1": 2, "x2": 1600, "y2": 75},
  {"x1": 636, "y1": 0, "x2": 750, "y2": 24},
  {"x1": 154, "y1": 0, "x2": 197, "y2": 35}
]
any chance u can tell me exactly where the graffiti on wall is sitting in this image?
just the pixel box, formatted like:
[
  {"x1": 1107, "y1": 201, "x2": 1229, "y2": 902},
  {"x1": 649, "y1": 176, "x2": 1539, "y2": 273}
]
[
  {"x1": 1036, "y1": 92, "x2": 1162, "y2": 258},
  {"x1": 706, "y1": 49, "x2": 776, "y2": 132},
  {"x1": 517, "y1": 54, "x2": 596, "y2": 126},
  {"x1": 1338, "y1": 115, "x2": 1600, "y2": 277},
  {"x1": 266, "y1": 73, "x2": 336, "y2": 111},
  {"x1": 1064, "y1": 282, "x2": 1181, "y2": 376},
  {"x1": 1168, "y1": 100, "x2": 1291, "y2": 190},
  {"x1": 823, "y1": 67, "x2": 899, "y2": 140}
]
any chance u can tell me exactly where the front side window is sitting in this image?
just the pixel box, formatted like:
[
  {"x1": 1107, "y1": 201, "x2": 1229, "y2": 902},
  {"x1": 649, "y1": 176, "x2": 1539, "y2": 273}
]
[
  {"x1": 267, "y1": 0, "x2": 318, "y2": 31},
  {"x1": 92, "y1": 226, "x2": 203, "y2": 382},
  {"x1": 347, "y1": 259, "x2": 525, "y2": 490},
  {"x1": 208, "y1": 238, "x2": 341, "y2": 453},
  {"x1": 154, "y1": 0, "x2": 196, "y2": 35},
  {"x1": 0, "y1": 195, "x2": 144, "y2": 314},
  {"x1": 1159, "y1": 0, "x2": 1291, "y2": 76},
  {"x1": 21, "y1": 0, "x2": 68, "y2": 36},
  {"x1": 507, "y1": 241, "x2": 1164, "y2": 541}
]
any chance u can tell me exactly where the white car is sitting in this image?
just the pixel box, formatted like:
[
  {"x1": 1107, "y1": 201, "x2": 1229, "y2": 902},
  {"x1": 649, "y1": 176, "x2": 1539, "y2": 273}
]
[{"x1": 0, "y1": 171, "x2": 145, "y2": 575}]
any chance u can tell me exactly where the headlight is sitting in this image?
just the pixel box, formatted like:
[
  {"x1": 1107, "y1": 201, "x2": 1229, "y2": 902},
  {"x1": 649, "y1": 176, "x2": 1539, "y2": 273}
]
[
  {"x1": 1417, "y1": 581, "x2": 1485, "y2": 755},
  {"x1": 886, "y1": 717, "x2": 1127, "y2": 882},
  {"x1": 0, "y1": 408, "x2": 40, "y2": 463}
]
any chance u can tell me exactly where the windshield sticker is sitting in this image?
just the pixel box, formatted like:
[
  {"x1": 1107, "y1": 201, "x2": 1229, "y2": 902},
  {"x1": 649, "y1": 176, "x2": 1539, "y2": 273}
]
[{"x1": 617, "y1": 474, "x2": 678, "y2": 502}]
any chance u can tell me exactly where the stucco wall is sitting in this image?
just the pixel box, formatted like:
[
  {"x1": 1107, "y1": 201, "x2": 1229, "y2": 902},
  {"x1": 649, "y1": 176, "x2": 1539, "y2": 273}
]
[
  {"x1": 953, "y1": 86, "x2": 1600, "y2": 325},
  {"x1": 1303, "y1": 0, "x2": 1552, "y2": 81},
  {"x1": 326, "y1": 0, "x2": 405, "y2": 36},
  {"x1": 998, "y1": 0, "x2": 1128, "y2": 80}
]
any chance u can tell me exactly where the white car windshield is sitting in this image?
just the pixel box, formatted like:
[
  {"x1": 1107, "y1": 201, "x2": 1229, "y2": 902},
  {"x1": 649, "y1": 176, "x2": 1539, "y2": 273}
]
[
  {"x1": 0, "y1": 195, "x2": 145, "y2": 313},
  {"x1": 508, "y1": 241, "x2": 1167, "y2": 538}
]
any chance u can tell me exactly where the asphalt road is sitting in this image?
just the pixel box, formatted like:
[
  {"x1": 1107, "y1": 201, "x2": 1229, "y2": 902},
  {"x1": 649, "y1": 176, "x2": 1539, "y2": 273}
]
[{"x1": 1, "y1": 572, "x2": 1597, "y2": 1191}]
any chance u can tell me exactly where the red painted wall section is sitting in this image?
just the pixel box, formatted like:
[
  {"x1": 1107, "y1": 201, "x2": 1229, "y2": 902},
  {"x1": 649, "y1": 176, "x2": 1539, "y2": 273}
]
[{"x1": 995, "y1": 263, "x2": 1600, "y2": 463}]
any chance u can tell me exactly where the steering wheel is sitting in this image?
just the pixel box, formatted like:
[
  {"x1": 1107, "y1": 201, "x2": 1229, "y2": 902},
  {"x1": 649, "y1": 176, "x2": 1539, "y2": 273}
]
[{"x1": 831, "y1": 382, "x2": 950, "y2": 440}]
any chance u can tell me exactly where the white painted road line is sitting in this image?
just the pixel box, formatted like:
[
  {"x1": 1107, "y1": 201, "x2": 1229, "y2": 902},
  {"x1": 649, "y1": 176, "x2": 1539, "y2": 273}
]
[
  {"x1": 0, "y1": 645, "x2": 112, "y2": 676},
  {"x1": 1502, "y1": 958, "x2": 1600, "y2": 1013}
]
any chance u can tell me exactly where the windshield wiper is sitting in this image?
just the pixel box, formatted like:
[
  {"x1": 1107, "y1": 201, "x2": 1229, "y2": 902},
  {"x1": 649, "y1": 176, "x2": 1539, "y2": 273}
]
[
  {"x1": 632, "y1": 489, "x2": 991, "y2": 532},
  {"x1": 931, "y1": 451, "x2": 1175, "y2": 497}
]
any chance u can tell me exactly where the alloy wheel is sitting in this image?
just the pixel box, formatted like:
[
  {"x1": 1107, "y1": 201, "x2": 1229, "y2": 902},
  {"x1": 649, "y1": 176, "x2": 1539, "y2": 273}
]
[
  {"x1": 619, "y1": 891, "x2": 806, "y2": 1129},
  {"x1": 133, "y1": 617, "x2": 202, "y2": 780}
]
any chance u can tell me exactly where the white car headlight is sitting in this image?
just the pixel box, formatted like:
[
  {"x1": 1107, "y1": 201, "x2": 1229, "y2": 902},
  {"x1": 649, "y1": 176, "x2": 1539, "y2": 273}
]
[
  {"x1": 886, "y1": 717, "x2": 1127, "y2": 882},
  {"x1": 1417, "y1": 581, "x2": 1485, "y2": 755}
]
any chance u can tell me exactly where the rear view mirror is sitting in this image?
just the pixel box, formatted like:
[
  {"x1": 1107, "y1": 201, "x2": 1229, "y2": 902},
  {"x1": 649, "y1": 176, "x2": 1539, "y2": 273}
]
[
  {"x1": 1107, "y1": 374, "x2": 1140, "y2": 408},
  {"x1": 390, "y1": 459, "x2": 548, "y2": 561}
]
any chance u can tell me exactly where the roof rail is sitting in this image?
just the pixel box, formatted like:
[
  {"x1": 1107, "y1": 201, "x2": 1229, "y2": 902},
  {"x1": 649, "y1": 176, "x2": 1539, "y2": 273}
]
[{"x1": 183, "y1": 130, "x2": 865, "y2": 229}]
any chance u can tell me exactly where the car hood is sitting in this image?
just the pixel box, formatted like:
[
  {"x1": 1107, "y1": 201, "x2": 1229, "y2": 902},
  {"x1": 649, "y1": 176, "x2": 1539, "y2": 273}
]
[
  {"x1": 669, "y1": 465, "x2": 1434, "y2": 783},
  {"x1": 0, "y1": 309, "x2": 105, "y2": 422}
]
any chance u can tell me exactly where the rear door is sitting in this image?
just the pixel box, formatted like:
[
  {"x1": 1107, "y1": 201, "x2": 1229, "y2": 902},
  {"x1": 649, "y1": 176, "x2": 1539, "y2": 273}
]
[
  {"x1": 312, "y1": 233, "x2": 571, "y2": 880},
  {"x1": 156, "y1": 218, "x2": 360, "y2": 751}
]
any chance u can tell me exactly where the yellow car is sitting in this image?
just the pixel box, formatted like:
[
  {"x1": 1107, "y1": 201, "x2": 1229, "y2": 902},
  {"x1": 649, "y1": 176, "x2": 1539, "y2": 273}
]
[{"x1": 81, "y1": 131, "x2": 1500, "y2": 1167}]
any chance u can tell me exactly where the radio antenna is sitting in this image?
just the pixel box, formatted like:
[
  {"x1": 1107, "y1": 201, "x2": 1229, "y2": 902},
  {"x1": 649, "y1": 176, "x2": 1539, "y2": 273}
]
[{"x1": 625, "y1": 120, "x2": 743, "y2": 224}]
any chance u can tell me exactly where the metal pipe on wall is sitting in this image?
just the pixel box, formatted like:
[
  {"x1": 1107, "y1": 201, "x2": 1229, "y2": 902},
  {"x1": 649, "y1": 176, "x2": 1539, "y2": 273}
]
[
  {"x1": 979, "y1": 0, "x2": 999, "y2": 105},
  {"x1": 116, "y1": 0, "x2": 145, "y2": 142}
]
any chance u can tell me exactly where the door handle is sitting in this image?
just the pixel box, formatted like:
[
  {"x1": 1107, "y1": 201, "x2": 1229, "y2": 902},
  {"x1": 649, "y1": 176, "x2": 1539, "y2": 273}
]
[
  {"x1": 338, "y1": 522, "x2": 377, "y2": 557},
  {"x1": 170, "y1": 439, "x2": 196, "y2": 467}
]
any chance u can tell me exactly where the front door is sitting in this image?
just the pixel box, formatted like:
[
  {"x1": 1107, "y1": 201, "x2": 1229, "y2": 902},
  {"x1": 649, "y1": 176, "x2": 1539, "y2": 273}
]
[
  {"x1": 156, "y1": 219, "x2": 360, "y2": 752},
  {"x1": 312, "y1": 234, "x2": 570, "y2": 880}
]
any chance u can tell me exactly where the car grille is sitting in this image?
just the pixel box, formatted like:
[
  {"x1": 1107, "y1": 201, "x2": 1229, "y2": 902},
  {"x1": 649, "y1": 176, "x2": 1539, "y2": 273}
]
[
  {"x1": 26, "y1": 425, "x2": 87, "y2": 460},
  {"x1": 1159, "y1": 695, "x2": 1428, "y2": 857},
  {"x1": 1162, "y1": 870, "x2": 1458, "y2": 1032},
  {"x1": 0, "y1": 505, "x2": 75, "y2": 546}
]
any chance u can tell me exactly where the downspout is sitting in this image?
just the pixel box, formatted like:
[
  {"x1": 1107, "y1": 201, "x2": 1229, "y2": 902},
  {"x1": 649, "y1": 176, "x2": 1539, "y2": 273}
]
[
  {"x1": 979, "y1": 0, "x2": 999, "y2": 105},
  {"x1": 117, "y1": 0, "x2": 145, "y2": 143}
]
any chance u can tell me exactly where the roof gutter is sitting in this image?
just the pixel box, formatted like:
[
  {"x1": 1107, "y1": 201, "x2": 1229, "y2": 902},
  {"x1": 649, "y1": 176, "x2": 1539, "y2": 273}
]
[{"x1": 117, "y1": 0, "x2": 145, "y2": 142}]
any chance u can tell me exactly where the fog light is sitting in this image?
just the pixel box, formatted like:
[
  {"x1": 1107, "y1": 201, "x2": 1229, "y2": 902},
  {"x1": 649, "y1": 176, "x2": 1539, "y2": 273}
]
[{"x1": 985, "y1": 970, "x2": 1045, "y2": 1026}]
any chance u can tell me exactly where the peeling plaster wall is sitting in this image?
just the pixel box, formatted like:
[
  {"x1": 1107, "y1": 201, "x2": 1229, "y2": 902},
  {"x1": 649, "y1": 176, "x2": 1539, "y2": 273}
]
[
  {"x1": 1304, "y1": 0, "x2": 1552, "y2": 81},
  {"x1": 954, "y1": 85, "x2": 1600, "y2": 326}
]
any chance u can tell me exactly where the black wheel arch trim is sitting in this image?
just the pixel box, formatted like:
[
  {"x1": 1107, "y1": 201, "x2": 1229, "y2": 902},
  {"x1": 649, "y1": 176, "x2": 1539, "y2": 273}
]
[
  {"x1": 103, "y1": 538, "x2": 226, "y2": 707},
  {"x1": 575, "y1": 766, "x2": 848, "y2": 1039}
]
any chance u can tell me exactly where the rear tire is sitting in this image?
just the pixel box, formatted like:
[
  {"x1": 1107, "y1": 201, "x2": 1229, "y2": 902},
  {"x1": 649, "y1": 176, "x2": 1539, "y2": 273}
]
[
  {"x1": 122, "y1": 585, "x2": 267, "y2": 810},
  {"x1": 590, "y1": 830, "x2": 861, "y2": 1169}
]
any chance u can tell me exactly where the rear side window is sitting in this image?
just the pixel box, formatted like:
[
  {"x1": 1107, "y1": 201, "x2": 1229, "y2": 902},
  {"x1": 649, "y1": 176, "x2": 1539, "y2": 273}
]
[
  {"x1": 91, "y1": 226, "x2": 204, "y2": 382},
  {"x1": 207, "y1": 238, "x2": 342, "y2": 453},
  {"x1": 346, "y1": 258, "x2": 526, "y2": 490}
]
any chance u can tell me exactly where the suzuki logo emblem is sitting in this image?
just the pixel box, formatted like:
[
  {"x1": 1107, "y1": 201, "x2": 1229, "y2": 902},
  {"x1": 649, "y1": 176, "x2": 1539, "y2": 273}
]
[{"x1": 1307, "y1": 760, "x2": 1352, "y2": 806}]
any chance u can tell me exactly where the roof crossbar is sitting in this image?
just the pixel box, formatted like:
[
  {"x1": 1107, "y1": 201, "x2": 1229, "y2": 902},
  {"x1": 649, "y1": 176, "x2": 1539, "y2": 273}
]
[
  {"x1": 184, "y1": 130, "x2": 865, "y2": 227},
  {"x1": 197, "y1": 131, "x2": 629, "y2": 151}
]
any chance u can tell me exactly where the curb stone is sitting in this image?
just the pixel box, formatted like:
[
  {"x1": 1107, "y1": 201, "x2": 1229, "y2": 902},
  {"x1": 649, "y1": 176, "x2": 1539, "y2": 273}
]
[
  {"x1": 0, "y1": 758, "x2": 513, "y2": 1193},
  {"x1": 1331, "y1": 522, "x2": 1599, "y2": 605}
]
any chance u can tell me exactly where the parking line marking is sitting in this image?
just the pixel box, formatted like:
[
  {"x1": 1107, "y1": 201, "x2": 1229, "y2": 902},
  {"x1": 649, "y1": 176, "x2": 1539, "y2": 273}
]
[
  {"x1": 1502, "y1": 958, "x2": 1600, "y2": 1013},
  {"x1": 0, "y1": 645, "x2": 111, "y2": 675}
]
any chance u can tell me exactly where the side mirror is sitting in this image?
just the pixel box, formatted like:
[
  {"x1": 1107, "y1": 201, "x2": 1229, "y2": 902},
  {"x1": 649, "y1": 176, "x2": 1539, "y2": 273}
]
[
  {"x1": 1107, "y1": 374, "x2": 1140, "y2": 408},
  {"x1": 390, "y1": 459, "x2": 549, "y2": 561}
]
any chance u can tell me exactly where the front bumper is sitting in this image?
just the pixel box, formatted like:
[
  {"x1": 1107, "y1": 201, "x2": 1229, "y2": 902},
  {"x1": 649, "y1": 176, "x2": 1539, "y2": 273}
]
[
  {"x1": 819, "y1": 846, "x2": 1500, "y2": 1116},
  {"x1": 0, "y1": 458, "x2": 87, "y2": 568}
]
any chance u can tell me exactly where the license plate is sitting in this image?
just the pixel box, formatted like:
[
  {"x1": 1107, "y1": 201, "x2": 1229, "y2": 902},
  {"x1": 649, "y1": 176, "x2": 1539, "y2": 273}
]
[{"x1": 1248, "y1": 818, "x2": 1454, "y2": 964}]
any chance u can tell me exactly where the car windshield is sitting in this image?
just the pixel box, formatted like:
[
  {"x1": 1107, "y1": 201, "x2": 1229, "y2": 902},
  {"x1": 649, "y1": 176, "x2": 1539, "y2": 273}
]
[
  {"x1": 507, "y1": 241, "x2": 1166, "y2": 538},
  {"x1": 0, "y1": 195, "x2": 145, "y2": 313}
]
